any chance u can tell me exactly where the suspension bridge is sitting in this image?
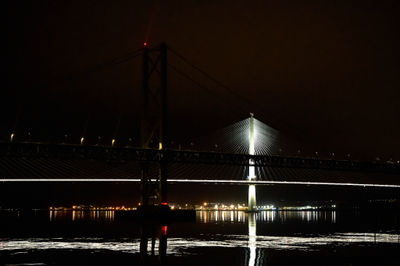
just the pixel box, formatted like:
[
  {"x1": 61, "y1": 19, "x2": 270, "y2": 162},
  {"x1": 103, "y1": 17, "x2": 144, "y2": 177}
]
[{"x1": 2, "y1": 43, "x2": 400, "y2": 211}]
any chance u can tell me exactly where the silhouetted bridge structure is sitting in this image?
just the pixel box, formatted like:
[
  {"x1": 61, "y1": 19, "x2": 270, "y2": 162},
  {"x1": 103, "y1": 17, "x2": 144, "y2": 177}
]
[
  {"x1": 3, "y1": 43, "x2": 400, "y2": 212},
  {"x1": 1, "y1": 142, "x2": 399, "y2": 188}
]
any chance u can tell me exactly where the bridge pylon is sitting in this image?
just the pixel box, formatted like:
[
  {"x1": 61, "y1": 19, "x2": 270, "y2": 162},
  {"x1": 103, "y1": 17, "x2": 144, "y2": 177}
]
[
  {"x1": 140, "y1": 43, "x2": 168, "y2": 208},
  {"x1": 248, "y1": 113, "x2": 257, "y2": 212}
]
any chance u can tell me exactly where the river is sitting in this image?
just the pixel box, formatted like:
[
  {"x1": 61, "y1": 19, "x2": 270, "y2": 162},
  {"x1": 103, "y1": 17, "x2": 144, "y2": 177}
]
[{"x1": 1, "y1": 210, "x2": 399, "y2": 265}]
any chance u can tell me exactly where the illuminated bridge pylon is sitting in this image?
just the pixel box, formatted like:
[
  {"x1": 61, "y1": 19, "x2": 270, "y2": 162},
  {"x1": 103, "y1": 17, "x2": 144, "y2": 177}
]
[{"x1": 248, "y1": 113, "x2": 257, "y2": 212}]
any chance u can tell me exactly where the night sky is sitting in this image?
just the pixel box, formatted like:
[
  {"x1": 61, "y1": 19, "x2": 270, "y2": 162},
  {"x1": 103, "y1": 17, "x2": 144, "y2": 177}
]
[{"x1": 5, "y1": 1, "x2": 400, "y2": 159}]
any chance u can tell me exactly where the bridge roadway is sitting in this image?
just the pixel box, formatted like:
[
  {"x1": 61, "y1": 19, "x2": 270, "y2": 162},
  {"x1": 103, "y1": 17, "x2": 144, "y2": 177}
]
[
  {"x1": 1, "y1": 142, "x2": 399, "y2": 187},
  {"x1": 2, "y1": 178, "x2": 400, "y2": 188},
  {"x1": 1, "y1": 142, "x2": 399, "y2": 173}
]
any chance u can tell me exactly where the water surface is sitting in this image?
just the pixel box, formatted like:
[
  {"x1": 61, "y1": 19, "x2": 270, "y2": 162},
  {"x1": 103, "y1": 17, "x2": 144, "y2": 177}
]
[{"x1": 1, "y1": 210, "x2": 399, "y2": 265}]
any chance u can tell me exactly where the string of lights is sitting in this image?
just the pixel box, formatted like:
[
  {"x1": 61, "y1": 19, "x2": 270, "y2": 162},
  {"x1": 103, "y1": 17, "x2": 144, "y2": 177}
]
[{"x1": 2, "y1": 178, "x2": 400, "y2": 188}]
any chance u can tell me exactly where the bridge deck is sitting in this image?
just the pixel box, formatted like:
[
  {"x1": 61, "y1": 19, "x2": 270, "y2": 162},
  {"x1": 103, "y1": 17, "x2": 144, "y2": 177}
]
[{"x1": 1, "y1": 156, "x2": 399, "y2": 187}]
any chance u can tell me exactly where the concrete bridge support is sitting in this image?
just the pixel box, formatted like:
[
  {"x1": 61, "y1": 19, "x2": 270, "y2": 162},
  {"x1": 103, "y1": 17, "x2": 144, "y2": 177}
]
[{"x1": 248, "y1": 113, "x2": 257, "y2": 212}]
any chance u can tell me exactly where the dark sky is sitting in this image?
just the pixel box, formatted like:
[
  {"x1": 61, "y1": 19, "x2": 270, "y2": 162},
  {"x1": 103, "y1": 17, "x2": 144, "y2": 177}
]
[{"x1": 5, "y1": 0, "x2": 400, "y2": 160}]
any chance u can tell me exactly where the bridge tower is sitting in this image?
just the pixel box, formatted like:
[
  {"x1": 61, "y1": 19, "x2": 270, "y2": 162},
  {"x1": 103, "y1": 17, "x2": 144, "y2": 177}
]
[
  {"x1": 248, "y1": 113, "x2": 257, "y2": 212},
  {"x1": 140, "y1": 43, "x2": 168, "y2": 207}
]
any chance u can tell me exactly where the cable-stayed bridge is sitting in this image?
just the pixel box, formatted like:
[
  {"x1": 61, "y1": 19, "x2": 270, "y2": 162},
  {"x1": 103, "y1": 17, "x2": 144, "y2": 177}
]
[
  {"x1": 1, "y1": 135, "x2": 400, "y2": 210},
  {"x1": 2, "y1": 43, "x2": 400, "y2": 210}
]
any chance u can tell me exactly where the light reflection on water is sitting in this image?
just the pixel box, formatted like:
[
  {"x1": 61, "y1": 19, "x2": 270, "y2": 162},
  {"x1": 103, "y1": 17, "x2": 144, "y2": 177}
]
[
  {"x1": 1, "y1": 233, "x2": 399, "y2": 255},
  {"x1": 248, "y1": 213, "x2": 257, "y2": 266},
  {"x1": 196, "y1": 210, "x2": 336, "y2": 224},
  {"x1": 2, "y1": 209, "x2": 399, "y2": 265},
  {"x1": 47, "y1": 210, "x2": 337, "y2": 224},
  {"x1": 49, "y1": 210, "x2": 114, "y2": 222},
  {"x1": 2, "y1": 210, "x2": 399, "y2": 266}
]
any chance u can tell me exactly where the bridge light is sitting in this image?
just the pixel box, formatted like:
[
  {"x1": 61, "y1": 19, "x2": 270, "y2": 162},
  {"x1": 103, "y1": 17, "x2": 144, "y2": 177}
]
[
  {"x1": 111, "y1": 139, "x2": 115, "y2": 147},
  {"x1": 10, "y1": 133, "x2": 14, "y2": 142},
  {"x1": 161, "y1": 225, "x2": 167, "y2": 235},
  {"x1": 80, "y1": 137, "x2": 85, "y2": 145}
]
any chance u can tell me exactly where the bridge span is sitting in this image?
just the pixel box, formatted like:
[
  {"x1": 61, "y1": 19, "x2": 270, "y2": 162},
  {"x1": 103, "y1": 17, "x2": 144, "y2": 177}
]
[
  {"x1": 1, "y1": 142, "x2": 399, "y2": 173},
  {"x1": 2, "y1": 141, "x2": 400, "y2": 210},
  {"x1": 2, "y1": 178, "x2": 400, "y2": 188}
]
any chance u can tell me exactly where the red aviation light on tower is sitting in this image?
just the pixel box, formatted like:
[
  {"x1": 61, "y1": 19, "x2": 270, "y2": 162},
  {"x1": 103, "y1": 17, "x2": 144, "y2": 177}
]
[{"x1": 143, "y1": 42, "x2": 148, "y2": 47}]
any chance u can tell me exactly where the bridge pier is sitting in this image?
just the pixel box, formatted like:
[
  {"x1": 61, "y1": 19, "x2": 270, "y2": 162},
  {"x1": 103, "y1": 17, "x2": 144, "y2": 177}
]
[
  {"x1": 248, "y1": 113, "x2": 257, "y2": 212},
  {"x1": 248, "y1": 184, "x2": 256, "y2": 212}
]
